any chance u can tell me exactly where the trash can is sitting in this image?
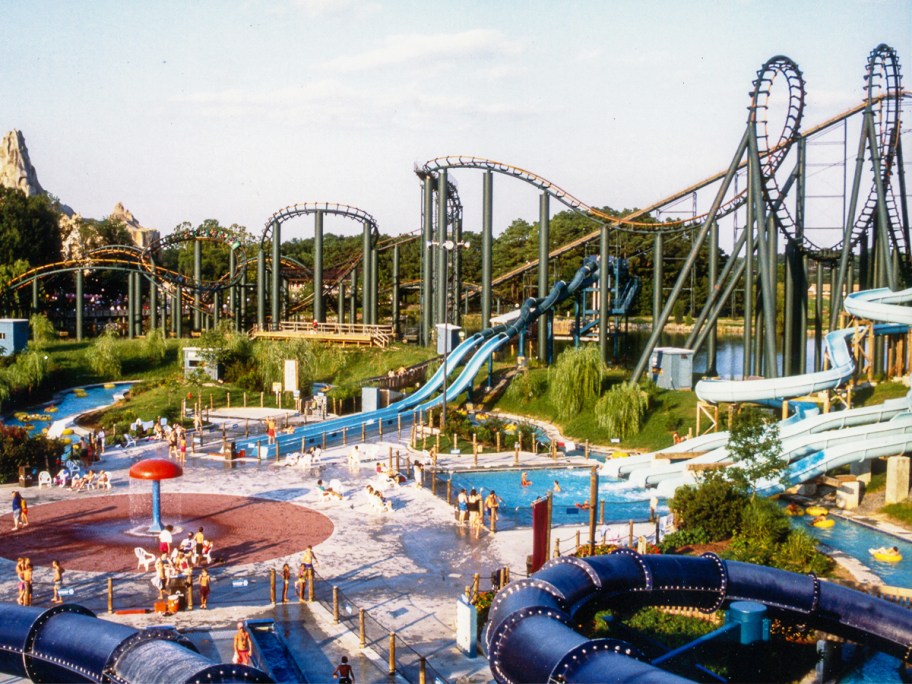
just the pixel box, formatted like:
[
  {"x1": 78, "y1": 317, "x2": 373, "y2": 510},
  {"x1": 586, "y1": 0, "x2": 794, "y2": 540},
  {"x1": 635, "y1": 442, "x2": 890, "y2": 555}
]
[
  {"x1": 18, "y1": 466, "x2": 32, "y2": 488},
  {"x1": 223, "y1": 441, "x2": 237, "y2": 461}
]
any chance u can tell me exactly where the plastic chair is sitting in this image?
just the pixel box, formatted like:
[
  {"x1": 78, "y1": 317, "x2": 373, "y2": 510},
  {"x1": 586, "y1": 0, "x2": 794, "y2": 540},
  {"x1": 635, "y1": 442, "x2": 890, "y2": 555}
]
[
  {"x1": 135, "y1": 547, "x2": 155, "y2": 572},
  {"x1": 38, "y1": 471, "x2": 52, "y2": 488}
]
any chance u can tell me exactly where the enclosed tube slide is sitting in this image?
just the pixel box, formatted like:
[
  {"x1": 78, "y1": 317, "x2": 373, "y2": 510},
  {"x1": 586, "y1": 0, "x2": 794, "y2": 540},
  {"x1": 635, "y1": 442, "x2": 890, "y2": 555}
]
[
  {"x1": 0, "y1": 603, "x2": 271, "y2": 683},
  {"x1": 485, "y1": 550, "x2": 912, "y2": 684}
]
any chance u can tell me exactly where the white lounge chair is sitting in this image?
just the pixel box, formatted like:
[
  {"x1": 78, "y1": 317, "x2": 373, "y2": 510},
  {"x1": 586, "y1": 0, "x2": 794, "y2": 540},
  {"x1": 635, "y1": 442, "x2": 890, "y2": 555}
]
[
  {"x1": 38, "y1": 471, "x2": 52, "y2": 488},
  {"x1": 135, "y1": 547, "x2": 155, "y2": 572}
]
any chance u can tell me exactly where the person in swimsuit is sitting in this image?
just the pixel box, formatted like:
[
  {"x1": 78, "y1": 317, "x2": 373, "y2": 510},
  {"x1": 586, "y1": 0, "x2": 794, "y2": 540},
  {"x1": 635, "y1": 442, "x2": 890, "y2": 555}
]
[
  {"x1": 333, "y1": 655, "x2": 355, "y2": 683},
  {"x1": 51, "y1": 560, "x2": 64, "y2": 603},
  {"x1": 233, "y1": 622, "x2": 251, "y2": 665},
  {"x1": 521, "y1": 472, "x2": 532, "y2": 487},
  {"x1": 456, "y1": 489, "x2": 468, "y2": 526},
  {"x1": 198, "y1": 568, "x2": 211, "y2": 609}
]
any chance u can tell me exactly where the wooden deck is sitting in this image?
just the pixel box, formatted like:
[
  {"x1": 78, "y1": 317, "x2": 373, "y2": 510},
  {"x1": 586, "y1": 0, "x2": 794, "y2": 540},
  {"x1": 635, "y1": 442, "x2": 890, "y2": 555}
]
[{"x1": 249, "y1": 322, "x2": 394, "y2": 347}]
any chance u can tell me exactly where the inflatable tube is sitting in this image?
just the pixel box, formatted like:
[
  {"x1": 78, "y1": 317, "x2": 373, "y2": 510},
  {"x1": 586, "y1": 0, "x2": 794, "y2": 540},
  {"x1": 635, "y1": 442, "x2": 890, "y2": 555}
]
[
  {"x1": 805, "y1": 506, "x2": 828, "y2": 516},
  {"x1": 871, "y1": 548, "x2": 903, "y2": 563},
  {"x1": 484, "y1": 551, "x2": 912, "y2": 683}
]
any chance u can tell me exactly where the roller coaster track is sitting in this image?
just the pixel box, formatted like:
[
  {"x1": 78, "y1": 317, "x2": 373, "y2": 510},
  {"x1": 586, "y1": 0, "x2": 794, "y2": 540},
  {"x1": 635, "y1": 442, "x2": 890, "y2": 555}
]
[{"x1": 425, "y1": 49, "x2": 908, "y2": 287}]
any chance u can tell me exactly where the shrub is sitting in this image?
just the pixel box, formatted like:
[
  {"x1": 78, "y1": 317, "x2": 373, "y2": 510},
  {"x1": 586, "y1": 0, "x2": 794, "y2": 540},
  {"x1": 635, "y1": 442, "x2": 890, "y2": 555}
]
[
  {"x1": 770, "y1": 530, "x2": 834, "y2": 575},
  {"x1": 87, "y1": 329, "x2": 122, "y2": 379},
  {"x1": 669, "y1": 473, "x2": 747, "y2": 541},
  {"x1": 0, "y1": 426, "x2": 65, "y2": 482},
  {"x1": 505, "y1": 369, "x2": 547, "y2": 405},
  {"x1": 658, "y1": 527, "x2": 710, "y2": 554}
]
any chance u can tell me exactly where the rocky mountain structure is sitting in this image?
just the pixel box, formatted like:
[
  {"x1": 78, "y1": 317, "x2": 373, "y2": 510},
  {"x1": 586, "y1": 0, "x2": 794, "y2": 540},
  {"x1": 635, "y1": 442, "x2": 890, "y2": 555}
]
[{"x1": 0, "y1": 129, "x2": 159, "y2": 254}]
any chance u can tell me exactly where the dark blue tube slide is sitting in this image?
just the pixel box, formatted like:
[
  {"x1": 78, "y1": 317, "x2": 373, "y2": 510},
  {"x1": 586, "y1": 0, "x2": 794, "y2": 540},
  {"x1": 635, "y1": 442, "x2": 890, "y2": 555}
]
[
  {"x1": 0, "y1": 603, "x2": 271, "y2": 683},
  {"x1": 485, "y1": 550, "x2": 912, "y2": 683}
]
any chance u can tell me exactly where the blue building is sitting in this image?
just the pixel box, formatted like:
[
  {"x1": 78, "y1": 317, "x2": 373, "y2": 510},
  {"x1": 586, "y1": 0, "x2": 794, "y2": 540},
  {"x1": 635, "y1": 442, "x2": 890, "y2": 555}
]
[{"x1": 0, "y1": 319, "x2": 30, "y2": 356}]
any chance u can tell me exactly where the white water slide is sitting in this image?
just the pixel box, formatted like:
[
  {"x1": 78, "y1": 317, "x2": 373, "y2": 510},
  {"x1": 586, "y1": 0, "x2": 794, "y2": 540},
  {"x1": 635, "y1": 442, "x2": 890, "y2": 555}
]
[{"x1": 614, "y1": 287, "x2": 912, "y2": 497}]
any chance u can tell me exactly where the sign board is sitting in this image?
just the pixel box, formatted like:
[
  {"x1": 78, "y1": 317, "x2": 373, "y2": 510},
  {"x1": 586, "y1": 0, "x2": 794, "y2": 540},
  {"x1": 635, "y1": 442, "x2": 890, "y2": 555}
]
[
  {"x1": 455, "y1": 595, "x2": 477, "y2": 657},
  {"x1": 284, "y1": 359, "x2": 299, "y2": 392},
  {"x1": 271, "y1": 382, "x2": 282, "y2": 394},
  {"x1": 58, "y1": 588, "x2": 75, "y2": 596}
]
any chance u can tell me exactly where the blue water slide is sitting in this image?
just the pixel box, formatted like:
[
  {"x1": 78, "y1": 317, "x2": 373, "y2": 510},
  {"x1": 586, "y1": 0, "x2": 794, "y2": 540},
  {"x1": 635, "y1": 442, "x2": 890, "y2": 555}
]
[
  {"x1": 245, "y1": 256, "x2": 600, "y2": 455},
  {"x1": 0, "y1": 603, "x2": 271, "y2": 683},
  {"x1": 485, "y1": 550, "x2": 912, "y2": 683}
]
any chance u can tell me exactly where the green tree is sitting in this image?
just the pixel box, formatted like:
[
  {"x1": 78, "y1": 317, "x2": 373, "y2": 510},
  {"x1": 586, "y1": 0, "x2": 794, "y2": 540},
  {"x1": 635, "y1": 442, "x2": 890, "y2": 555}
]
[
  {"x1": 669, "y1": 470, "x2": 748, "y2": 541},
  {"x1": 0, "y1": 187, "x2": 62, "y2": 267},
  {"x1": 548, "y1": 345, "x2": 605, "y2": 420},
  {"x1": 29, "y1": 314, "x2": 56, "y2": 350},
  {"x1": 87, "y1": 328, "x2": 122, "y2": 379},
  {"x1": 142, "y1": 328, "x2": 167, "y2": 364},
  {"x1": 725, "y1": 407, "x2": 788, "y2": 498},
  {"x1": 595, "y1": 383, "x2": 648, "y2": 439}
]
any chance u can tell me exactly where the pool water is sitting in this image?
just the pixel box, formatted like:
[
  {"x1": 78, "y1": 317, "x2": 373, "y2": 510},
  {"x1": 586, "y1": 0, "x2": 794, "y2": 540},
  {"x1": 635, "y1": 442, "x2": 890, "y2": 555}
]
[
  {"x1": 4, "y1": 383, "x2": 134, "y2": 441},
  {"x1": 447, "y1": 467, "x2": 665, "y2": 527},
  {"x1": 796, "y1": 515, "x2": 912, "y2": 588}
]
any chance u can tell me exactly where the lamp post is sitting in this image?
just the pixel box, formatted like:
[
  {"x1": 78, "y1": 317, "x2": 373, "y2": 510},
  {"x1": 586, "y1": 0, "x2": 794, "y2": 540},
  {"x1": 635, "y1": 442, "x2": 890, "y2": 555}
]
[{"x1": 427, "y1": 239, "x2": 470, "y2": 431}]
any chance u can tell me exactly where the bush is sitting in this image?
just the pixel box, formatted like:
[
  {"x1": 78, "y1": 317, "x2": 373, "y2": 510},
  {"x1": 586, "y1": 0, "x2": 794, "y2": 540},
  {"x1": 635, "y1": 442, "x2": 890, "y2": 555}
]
[
  {"x1": 669, "y1": 473, "x2": 747, "y2": 541},
  {"x1": 770, "y1": 529, "x2": 835, "y2": 575},
  {"x1": 0, "y1": 426, "x2": 66, "y2": 482},
  {"x1": 658, "y1": 527, "x2": 710, "y2": 554},
  {"x1": 505, "y1": 370, "x2": 547, "y2": 405}
]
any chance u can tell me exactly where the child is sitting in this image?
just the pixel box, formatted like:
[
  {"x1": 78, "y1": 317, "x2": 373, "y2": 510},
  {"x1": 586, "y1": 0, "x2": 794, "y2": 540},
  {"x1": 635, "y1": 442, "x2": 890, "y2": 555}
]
[
  {"x1": 281, "y1": 563, "x2": 290, "y2": 603},
  {"x1": 296, "y1": 563, "x2": 307, "y2": 602},
  {"x1": 199, "y1": 568, "x2": 211, "y2": 609},
  {"x1": 51, "y1": 560, "x2": 64, "y2": 603}
]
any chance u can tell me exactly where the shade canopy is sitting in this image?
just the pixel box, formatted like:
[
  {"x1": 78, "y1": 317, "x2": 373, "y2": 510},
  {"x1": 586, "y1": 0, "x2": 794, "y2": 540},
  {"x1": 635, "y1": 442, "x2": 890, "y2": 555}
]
[{"x1": 128, "y1": 458, "x2": 183, "y2": 481}]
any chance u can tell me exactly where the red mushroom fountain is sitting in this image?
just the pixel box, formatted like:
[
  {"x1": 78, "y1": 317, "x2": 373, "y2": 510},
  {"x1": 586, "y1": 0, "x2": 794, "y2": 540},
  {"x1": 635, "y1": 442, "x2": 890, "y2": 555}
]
[{"x1": 128, "y1": 458, "x2": 183, "y2": 533}]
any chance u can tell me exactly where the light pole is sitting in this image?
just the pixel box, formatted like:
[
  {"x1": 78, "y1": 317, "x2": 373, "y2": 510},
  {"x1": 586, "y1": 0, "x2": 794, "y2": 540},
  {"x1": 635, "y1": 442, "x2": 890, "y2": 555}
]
[{"x1": 428, "y1": 239, "x2": 470, "y2": 431}]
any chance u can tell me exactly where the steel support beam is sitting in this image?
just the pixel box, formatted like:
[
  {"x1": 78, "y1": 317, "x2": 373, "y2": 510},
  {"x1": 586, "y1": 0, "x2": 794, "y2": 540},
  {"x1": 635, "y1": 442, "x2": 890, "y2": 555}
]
[
  {"x1": 482, "y1": 171, "x2": 493, "y2": 330},
  {"x1": 257, "y1": 248, "x2": 266, "y2": 330},
  {"x1": 436, "y1": 171, "x2": 448, "y2": 329},
  {"x1": 538, "y1": 191, "x2": 550, "y2": 363},
  {"x1": 314, "y1": 211, "x2": 324, "y2": 323},
  {"x1": 271, "y1": 220, "x2": 281, "y2": 330},
  {"x1": 193, "y1": 240, "x2": 202, "y2": 332},
  {"x1": 75, "y1": 269, "x2": 83, "y2": 342},
  {"x1": 421, "y1": 178, "x2": 434, "y2": 346}
]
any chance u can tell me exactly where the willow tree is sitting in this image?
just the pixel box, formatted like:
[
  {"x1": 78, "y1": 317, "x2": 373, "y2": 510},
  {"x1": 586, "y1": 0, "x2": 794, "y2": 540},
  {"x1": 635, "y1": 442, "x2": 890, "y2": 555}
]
[
  {"x1": 595, "y1": 383, "x2": 648, "y2": 439},
  {"x1": 548, "y1": 345, "x2": 605, "y2": 420}
]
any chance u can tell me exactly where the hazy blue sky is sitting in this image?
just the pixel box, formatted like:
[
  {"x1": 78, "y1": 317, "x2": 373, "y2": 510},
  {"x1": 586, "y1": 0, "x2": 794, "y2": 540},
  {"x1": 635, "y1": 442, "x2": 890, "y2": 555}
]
[{"x1": 1, "y1": 0, "x2": 909, "y2": 241}]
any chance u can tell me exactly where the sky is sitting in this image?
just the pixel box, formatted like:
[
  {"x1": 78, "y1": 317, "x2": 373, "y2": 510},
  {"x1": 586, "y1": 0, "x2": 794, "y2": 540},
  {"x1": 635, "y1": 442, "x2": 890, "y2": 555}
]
[{"x1": 1, "y1": 0, "x2": 909, "y2": 244}]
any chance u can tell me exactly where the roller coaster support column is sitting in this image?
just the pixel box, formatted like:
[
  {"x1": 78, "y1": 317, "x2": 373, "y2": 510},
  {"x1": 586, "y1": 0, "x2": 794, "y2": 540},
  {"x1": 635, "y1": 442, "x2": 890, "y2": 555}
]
[
  {"x1": 256, "y1": 247, "x2": 266, "y2": 331},
  {"x1": 866, "y1": 111, "x2": 898, "y2": 291},
  {"x1": 190, "y1": 239, "x2": 200, "y2": 332},
  {"x1": 31, "y1": 279, "x2": 38, "y2": 316},
  {"x1": 539, "y1": 192, "x2": 550, "y2": 364},
  {"x1": 338, "y1": 281, "x2": 345, "y2": 324},
  {"x1": 482, "y1": 170, "x2": 493, "y2": 330},
  {"x1": 271, "y1": 220, "x2": 281, "y2": 330},
  {"x1": 707, "y1": 221, "x2": 718, "y2": 373},
  {"x1": 814, "y1": 263, "x2": 823, "y2": 371},
  {"x1": 392, "y1": 243, "x2": 400, "y2": 338},
  {"x1": 421, "y1": 177, "x2": 434, "y2": 346},
  {"x1": 631, "y1": 128, "x2": 749, "y2": 385},
  {"x1": 599, "y1": 224, "x2": 610, "y2": 364},
  {"x1": 127, "y1": 270, "x2": 135, "y2": 339},
  {"x1": 150, "y1": 273, "x2": 158, "y2": 333},
  {"x1": 747, "y1": 130, "x2": 778, "y2": 377},
  {"x1": 362, "y1": 220, "x2": 372, "y2": 325},
  {"x1": 75, "y1": 269, "x2": 83, "y2": 342},
  {"x1": 784, "y1": 138, "x2": 807, "y2": 376},
  {"x1": 454, "y1": 215, "x2": 463, "y2": 327},
  {"x1": 653, "y1": 233, "x2": 663, "y2": 333},
  {"x1": 350, "y1": 267, "x2": 357, "y2": 324},
  {"x1": 314, "y1": 210, "x2": 324, "y2": 323},
  {"x1": 371, "y1": 248, "x2": 378, "y2": 325},
  {"x1": 436, "y1": 171, "x2": 448, "y2": 328},
  {"x1": 228, "y1": 247, "x2": 237, "y2": 331}
]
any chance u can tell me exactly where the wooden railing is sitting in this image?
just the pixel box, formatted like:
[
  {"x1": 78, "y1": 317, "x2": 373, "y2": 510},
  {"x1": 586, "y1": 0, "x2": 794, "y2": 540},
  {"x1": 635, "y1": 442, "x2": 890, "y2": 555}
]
[{"x1": 249, "y1": 322, "x2": 394, "y2": 347}]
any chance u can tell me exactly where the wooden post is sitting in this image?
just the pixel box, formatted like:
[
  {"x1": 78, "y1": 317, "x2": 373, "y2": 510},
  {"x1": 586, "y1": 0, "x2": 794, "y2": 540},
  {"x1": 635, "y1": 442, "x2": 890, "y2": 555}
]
[
  {"x1": 585, "y1": 440, "x2": 590, "y2": 459},
  {"x1": 435, "y1": 432, "x2": 440, "y2": 452},
  {"x1": 628, "y1": 520, "x2": 634, "y2": 547},
  {"x1": 359, "y1": 608, "x2": 366, "y2": 648},
  {"x1": 576, "y1": 529, "x2": 581, "y2": 552},
  {"x1": 389, "y1": 633, "x2": 396, "y2": 675},
  {"x1": 514, "y1": 444, "x2": 519, "y2": 465},
  {"x1": 107, "y1": 577, "x2": 113, "y2": 613},
  {"x1": 361, "y1": 423, "x2": 366, "y2": 442},
  {"x1": 343, "y1": 426, "x2": 347, "y2": 446},
  {"x1": 446, "y1": 480, "x2": 452, "y2": 504},
  {"x1": 419, "y1": 657, "x2": 427, "y2": 684},
  {"x1": 322, "y1": 431, "x2": 326, "y2": 450},
  {"x1": 599, "y1": 500, "x2": 606, "y2": 525},
  {"x1": 244, "y1": 391, "x2": 248, "y2": 407},
  {"x1": 244, "y1": 418, "x2": 249, "y2": 437},
  {"x1": 308, "y1": 569, "x2": 315, "y2": 602},
  {"x1": 496, "y1": 431, "x2": 501, "y2": 452},
  {"x1": 227, "y1": 391, "x2": 231, "y2": 409},
  {"x1": 395, "y1": 450, "x2": 400, "y2": 473},
  {"x1": 275, "y1": 442, "x2": 280, "y2": 463},
  {"x1": 333, "y1": 586, "x2": 339, "y2": 624},
  {"x1": 553, "y1": 538, "x2": 560, "y2": 558},
  {"x1": 397, "y1": 414, "x2": 401, "y2": 439},
  {"x1": 388, "y1": 447, "x2": 393, "y2": 472},
  {"x1": 453, "y1": 433, "x2": 458, "y2": 450},
  {"x1": 260, "y1": 391, "x2": 264, "y2": 408},
  {"x1": 270, "y1": 568, "x2": 276, "y2": 604},
  {"x1": 186, "y1": 568, "x2": 193, "y2": 610}
]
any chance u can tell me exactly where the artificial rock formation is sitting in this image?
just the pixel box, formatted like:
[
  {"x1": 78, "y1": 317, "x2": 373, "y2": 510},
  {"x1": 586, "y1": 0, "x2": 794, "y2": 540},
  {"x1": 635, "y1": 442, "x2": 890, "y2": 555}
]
[{"x1": 0, "y1": 129, "x2": 159, "y2": 252}]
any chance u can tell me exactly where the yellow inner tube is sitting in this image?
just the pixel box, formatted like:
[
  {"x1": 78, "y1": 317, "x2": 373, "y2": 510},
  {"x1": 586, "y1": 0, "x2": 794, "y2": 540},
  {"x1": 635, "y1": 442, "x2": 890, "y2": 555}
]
[
  {"x1": 871, "y1": 549, "x2": 903, "y2": 563},
  {"x1": 805, "y1": 506, "x2": 828, "y2": 516},
  {"x1": 810, "y1": 518, "x2": 834, "y2": 528}
]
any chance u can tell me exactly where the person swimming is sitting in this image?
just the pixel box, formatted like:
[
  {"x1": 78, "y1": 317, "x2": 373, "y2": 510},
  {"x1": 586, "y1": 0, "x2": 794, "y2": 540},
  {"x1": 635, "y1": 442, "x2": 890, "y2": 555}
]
[
  {"x1": 521, "y1": 472, "x2": 532, "y2": 487},
  {"x1": 553, "y1": 480, "x2": 561, "y2": 493}
]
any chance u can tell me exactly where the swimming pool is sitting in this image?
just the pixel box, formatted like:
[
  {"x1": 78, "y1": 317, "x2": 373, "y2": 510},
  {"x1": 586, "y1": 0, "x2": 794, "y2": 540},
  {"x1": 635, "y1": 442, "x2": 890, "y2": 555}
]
[
  {"x1": 447, "y1": 467, "x2": 665, "y2": 528},
  {"x1": 4, "y1": 383, "x2": 135, "y2": 441}
]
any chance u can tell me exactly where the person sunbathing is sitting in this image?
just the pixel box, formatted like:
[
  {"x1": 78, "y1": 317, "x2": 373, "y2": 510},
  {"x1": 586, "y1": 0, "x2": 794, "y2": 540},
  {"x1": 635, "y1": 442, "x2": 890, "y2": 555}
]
[
  {"x1": 73, "y1": 470, "x2": 96, "y2": 491},
  {"x1": 317, "y1": 479, "x2": 343, "y2": 500}
]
